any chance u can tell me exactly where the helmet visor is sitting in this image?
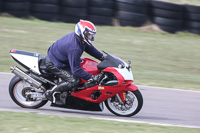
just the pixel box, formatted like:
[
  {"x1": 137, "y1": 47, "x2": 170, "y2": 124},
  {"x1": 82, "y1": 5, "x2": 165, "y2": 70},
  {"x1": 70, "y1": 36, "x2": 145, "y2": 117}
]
[
  {"x1": 84, "y1": 28, "x2": 96, "y2": 41},
  {"x1": 87, "y1": 32, "x2": 95, "y2": 41}
]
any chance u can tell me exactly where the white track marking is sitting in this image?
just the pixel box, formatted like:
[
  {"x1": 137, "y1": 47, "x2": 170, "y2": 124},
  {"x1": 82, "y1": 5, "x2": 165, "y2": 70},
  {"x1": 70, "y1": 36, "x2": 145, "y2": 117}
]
[
  {"x1": 91, "y1": 117, "x2": 200, "y2": 129},
  {"x1": 0, "y1": 108, "x2": 199, "y2": 129},
  {"x1": 138, "y1": 85, "x2": 200, "y2": 93}
]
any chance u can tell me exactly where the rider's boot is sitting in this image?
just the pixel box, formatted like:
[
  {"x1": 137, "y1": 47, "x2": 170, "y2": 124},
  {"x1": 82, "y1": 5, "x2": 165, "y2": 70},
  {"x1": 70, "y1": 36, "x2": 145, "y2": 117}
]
[{"x1": 45, "y1": 82, "x2": 71, "y2": 105}]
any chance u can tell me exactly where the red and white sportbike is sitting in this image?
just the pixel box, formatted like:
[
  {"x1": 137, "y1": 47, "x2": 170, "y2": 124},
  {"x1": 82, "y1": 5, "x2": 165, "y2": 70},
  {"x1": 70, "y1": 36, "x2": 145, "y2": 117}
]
[{"x1": 9, "y1": 49, "x2": 143, "y2": 117}]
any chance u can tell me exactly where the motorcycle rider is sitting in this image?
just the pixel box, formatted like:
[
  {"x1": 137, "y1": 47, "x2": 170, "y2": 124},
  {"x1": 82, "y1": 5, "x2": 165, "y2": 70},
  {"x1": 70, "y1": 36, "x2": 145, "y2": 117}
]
[{"x1": 45, "y1": 20, "x2": 104, "y2": 105}]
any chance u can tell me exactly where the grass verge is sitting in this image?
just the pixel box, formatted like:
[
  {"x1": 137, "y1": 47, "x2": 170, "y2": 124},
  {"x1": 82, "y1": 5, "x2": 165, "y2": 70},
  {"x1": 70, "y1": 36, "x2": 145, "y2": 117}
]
[
  {"x1": 0, "y1": 16, "x2": 200, "y2": 90},
  {"x1": 0, "y1": 111, "x2": 199, "y2": 133},
  {"x1": 162, "y1": 0, "x2": 200, "y2": 5}
]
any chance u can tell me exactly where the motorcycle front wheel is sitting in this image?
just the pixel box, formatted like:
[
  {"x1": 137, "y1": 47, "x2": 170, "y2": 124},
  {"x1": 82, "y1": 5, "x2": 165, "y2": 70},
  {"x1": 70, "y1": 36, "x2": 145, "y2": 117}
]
[
  {"x1": 9, "y1": 75, "x2": 48, "y2": 109},
  {"x1": 105, "y1": 90, "x2": 143, "y2": 117}
]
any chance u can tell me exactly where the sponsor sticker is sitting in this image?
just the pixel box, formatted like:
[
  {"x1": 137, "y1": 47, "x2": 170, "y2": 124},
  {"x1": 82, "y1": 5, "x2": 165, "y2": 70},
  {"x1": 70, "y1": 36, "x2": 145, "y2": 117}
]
[{"x1": 98, "y1": 86, "x2": 104, "y2": 90}]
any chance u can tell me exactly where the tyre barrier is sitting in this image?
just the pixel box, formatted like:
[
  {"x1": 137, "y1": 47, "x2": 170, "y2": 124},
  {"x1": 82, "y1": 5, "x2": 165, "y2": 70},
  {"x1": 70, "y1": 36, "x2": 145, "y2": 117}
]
[
  {"x1": 2, "y1": 0, "x2": 30, "y2": 17},
  {"x1": 184, "y1": 5, "x2": 200, "y2": 35},
  {"x1": 116, "y1": 0, "x2": 149, "y2": 27},
  {"x1": 60, "y1": 0, "x2": 88, "y2": 23},
  {"x1": 150, "y1": 0, "x2": 184, "y2": 33},
  {"x1": 0, "y1": 0, "x2": 200, "y2": 35},
  {"x1": 87, "y1": 0, "x2": 114, "y2": 25},
  {"x1": 30, "y1": 0, "x2": 59, "y2": 21},
  {"x1": 0, "y1": 0, "x2": 1, "y2": 13}
]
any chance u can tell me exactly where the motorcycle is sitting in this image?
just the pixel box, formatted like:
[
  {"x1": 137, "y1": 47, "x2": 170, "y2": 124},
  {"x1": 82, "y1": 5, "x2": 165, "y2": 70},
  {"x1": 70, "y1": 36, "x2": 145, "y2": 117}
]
[{"x1": 9, "y1": 49, "x2": 143, "y2": 117}]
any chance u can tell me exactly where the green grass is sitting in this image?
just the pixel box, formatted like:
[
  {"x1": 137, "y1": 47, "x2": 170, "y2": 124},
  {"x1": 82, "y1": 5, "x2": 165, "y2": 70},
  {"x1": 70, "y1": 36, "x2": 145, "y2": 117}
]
[
  {"x1": 0, "y1": 16, "x2": 200, "y2": 91},
  {"x1": 160, "y1": 0, "x2": 200, "y2": 5},
  {"x1": 0, "y1": 111, "x2": 199, "y2": 133}
]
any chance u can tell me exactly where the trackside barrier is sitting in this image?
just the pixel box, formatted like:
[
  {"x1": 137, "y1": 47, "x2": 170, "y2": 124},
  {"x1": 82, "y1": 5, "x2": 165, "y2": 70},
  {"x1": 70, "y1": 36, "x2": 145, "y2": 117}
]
[{"x1": 0, "y1": 0, "x2": 199, "y2": 35}]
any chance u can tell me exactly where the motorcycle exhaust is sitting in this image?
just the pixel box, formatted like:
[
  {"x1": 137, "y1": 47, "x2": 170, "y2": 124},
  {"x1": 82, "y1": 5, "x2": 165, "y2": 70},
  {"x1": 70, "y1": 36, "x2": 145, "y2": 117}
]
[{"x1": 10, "y1": 66, "x2": 45, "y2": 91}]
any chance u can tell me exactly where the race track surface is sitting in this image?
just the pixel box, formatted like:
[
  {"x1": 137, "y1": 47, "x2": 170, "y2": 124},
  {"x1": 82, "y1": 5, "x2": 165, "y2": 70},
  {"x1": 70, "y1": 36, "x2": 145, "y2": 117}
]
[{"x1": 0, "y1": 73, "x2": 200, "y2": 128}]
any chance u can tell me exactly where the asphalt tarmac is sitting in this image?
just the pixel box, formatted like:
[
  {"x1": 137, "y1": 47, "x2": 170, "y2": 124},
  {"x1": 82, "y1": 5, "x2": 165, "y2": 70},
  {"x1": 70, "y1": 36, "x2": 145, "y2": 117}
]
[{"x1": 0, "y1": 73, "x2": 200, "y2": 128}]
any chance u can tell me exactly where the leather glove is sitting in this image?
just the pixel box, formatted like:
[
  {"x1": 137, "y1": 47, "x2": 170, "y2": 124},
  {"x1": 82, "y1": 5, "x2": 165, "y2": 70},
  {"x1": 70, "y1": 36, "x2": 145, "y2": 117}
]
[
  {"x1": 84, "y1": 73, "x2": 104, "y2": 89},
  {"x1": 99, "y1": 55, "x2": 105, "y2": 61},
  {"x1": 88, "y1": 73, "x2": 104, "y2": 84}
]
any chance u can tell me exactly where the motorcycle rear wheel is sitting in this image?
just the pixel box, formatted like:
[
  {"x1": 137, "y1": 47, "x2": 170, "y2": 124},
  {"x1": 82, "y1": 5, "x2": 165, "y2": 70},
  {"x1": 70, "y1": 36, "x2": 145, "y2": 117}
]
[
  {"x1": 9, "y1": 75, "x2": 48, "y2": 109},
  {"x1": 105, "y1": 90, "x2": 143, "y2": 117}
]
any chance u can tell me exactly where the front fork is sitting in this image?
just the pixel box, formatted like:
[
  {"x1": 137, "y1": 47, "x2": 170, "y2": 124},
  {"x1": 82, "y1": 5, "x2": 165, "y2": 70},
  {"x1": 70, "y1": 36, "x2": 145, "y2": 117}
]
[
  {"x1": 116, "y1": 93, "x2": 126, "y2": 104},
  {"x1": 117, "y1": 83, "x2": 138, "y2": 104}
]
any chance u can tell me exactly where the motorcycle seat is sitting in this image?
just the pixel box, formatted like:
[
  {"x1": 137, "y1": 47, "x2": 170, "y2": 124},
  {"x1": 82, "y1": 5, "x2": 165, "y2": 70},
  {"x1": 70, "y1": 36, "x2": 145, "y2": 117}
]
[{"x1": 39, "y1": 57, "x2": 50, "y2": 75}]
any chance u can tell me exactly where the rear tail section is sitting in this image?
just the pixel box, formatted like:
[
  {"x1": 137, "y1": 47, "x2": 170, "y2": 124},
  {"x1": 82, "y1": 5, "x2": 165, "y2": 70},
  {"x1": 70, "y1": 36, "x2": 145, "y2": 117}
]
[{"x1": 10, "y1": 49, "x2": 43, "y2": 74}]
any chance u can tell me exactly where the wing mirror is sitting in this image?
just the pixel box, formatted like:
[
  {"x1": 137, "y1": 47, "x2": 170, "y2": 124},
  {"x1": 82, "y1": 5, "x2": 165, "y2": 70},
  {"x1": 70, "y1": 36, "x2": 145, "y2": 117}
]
[{"x1": 126, "y1": 60, "x2": 131, "y2": 71}]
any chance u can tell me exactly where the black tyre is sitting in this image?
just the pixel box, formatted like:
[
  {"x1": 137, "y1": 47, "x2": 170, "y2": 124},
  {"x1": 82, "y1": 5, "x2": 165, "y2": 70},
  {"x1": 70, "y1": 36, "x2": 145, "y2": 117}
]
[
  {"x1": 117, "y1": 3, "x2": 147, "y2": 14},
  {"x1": 158, "y1": 25, "x2": 181, "y2": 33},
  {"x1": 9, "y1": 76, "x2": 48, "y2": 109},
  {"x1": 61, "y1": 0, "x2": 88, "y2": 8},
  {"x1": 61, "y1": 7, "x2": 87, "y2": 17},
  {"x1": 117, "y1": 11, "x2": 147, "y2": 22},
  {"x1": 32, "y1": 12, "x2": 58, "y2": 21},
  {"x1": 119, "y1": 19, "x2": 145, "y2": 27},
  {"x1": 151, "y1": 0, "x2": 184, "y2": 11},
  {"x1": 88, "y1": 7, "x2": 113, "y2": 17},
  {"x1": 4, "y1": 0, "x2": 29, "y2": 2},
  {"x1": 89, "y1": 0, "x2": 114, "y2": 9},
  {"x1": 185, "y1": 21, "x2": 200, "y2": 30},
  {"x1": 186, "y1": 29, "x2": 200, "y2": 35},
  {"x1": 0, "y1": 1, "x2": 2, "y2": 12},
  {"x1": 31, "y1": 3, "x2": 59, "y2": 13},
  {"x1": 4, "y1": 10, "x2": 29, "y2": 17},
  {"x1": 152, "y1": 8, "x2": 183, "y2": 19},
  {"x1": 185, "y1": 13, "x2": 200, "y2": 21},
  {"x1": 116, "y1": 0, "x2": 149, "y2": 7},
  {"x1": 60, "y1": 15, "x2": 87, "y2": 23},
  {"x1": 30, "y1": 0, "x2": 58, "y2": 4},
  {"x1": 3, "y1": 2, "x2": 30, "y2": 11},
  {"x1": 153, "y1": 17, "x2": 183, "y2": 28},
  {"x1": 185, "y1": 4, "x2": 200, "y2": 14},
  {"x1": 87, "y1": 15, "x2": 113, "y2": 25},
  {"x1": 105, "y1": 90, "x2": 143, "y2": 117}
]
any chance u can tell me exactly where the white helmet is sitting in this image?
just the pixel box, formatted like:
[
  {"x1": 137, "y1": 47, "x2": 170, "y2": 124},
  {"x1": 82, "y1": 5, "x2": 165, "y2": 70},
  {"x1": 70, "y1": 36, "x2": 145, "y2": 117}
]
[{"x1": 75, "y1": 20, "x2": 96, "y2": 45}]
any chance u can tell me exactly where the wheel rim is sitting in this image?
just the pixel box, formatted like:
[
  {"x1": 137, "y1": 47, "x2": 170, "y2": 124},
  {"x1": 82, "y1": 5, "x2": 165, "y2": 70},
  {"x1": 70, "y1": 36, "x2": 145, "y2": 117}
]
[
  {"x1": 107, "y1": 91, "x2": 138, "y2": 115},
  {"x1": 13, "y1": 80, "x2": 42, "y2": 107}
]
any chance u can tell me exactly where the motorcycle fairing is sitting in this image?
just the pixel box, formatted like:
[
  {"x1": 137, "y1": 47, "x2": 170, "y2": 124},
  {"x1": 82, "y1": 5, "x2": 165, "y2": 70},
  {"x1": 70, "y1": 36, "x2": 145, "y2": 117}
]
[
  {"x1": 123, "y1": 83, "x2": 138, "y2": 91},
  {"x1": 80, "y1": 57, "x2": 100, "y2": 83},
  {"x1": 51, "y1": 96, "x2": 104, "y2": 111},
  {"x1": 71, "y1": 85, "x2": 126, "y2": 103},
  {"x1": 71, "y1": 67, "x2": 135, "y2": 103},
  {"x1": 114, "y1": 67, "x2": 134, "y2": 81},
  {"x1": 103, "y1": 67, "x2": 125, "y2": 85},
  {"x1": 10, "y1": 49, "x2": 42, "y2": 74},
  {"x1": 97, "y1": 52, "x2": 134, "y2": 81},
  {"x1": 81, "y1": 57, "x2": 100, "y2": 75}
]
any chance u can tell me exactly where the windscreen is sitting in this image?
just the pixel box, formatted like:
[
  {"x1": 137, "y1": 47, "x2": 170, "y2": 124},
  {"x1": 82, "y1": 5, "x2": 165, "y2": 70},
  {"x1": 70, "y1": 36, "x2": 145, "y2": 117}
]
[{"x1": 97, "y1": 51, "x2": 125, "y2": 70}]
